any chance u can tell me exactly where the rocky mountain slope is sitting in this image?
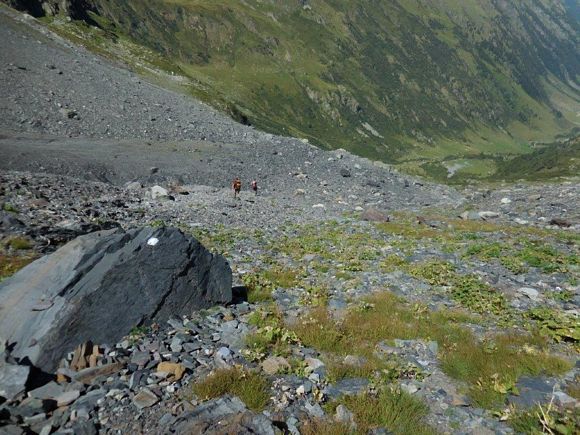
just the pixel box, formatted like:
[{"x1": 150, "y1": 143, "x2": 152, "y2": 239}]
[
  {"x1": 0, "y1": 6, "x2": 579, "y2": 435},
  {"x1": 4, "y1": 0, "x2": 579, "y2": 179}
]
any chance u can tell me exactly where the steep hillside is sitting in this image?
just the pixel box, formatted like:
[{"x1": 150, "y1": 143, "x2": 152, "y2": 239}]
[{"x1": 4, "y1": 0, "x2": 580, "y2": 171}]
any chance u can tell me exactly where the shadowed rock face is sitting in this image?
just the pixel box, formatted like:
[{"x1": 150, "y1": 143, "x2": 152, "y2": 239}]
[
  {"x1": 4, "y1": 0, "x2": 97, "y2": 20},
  {"x1": 0, "y1": 227, "x2": 232, "y2": 372}
]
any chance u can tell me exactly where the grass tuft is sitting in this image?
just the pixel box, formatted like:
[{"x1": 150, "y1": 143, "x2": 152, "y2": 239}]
[
  {"x1": 191, "y1": 367, "x2": 270, "y2": 411},
  {"x1": 5, "y1": 236, "x2": 32, "y2": 250},
  {"x1": 330, "y1": 388, "x2": 436, "y2": 435},
  {"x1": 0, "y1": 254, "x2": 35, "y2": 281}
]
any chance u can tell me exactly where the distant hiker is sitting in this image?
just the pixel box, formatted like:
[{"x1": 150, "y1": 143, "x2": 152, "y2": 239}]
[
  {"x1": 251, "y1": 179, "x2": 258, "y2": 195},
  {"x1": 232, "y1": 177, "x2": 242, "y2": 198}
]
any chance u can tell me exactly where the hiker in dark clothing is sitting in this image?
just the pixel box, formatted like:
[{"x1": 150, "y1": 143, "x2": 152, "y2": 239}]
[{"x1": 251, "y1": 179, "x2": 258, "y2": 195}]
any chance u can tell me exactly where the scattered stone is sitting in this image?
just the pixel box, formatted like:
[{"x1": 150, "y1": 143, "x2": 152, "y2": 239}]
[
  {"x1": 518, "y1": 287, "x2": 541, "y2": 301},
  {"x1": 324, "y1": 378, "x2": 369, "y2": 399},
  {"x1": 151, "y1": 185, "x2": 168, "y2": 199},
  {"x1": 400, "y1": 383, "x2": 419, "y2": 394},
  {"x1": 125, "y1": 181, "x2": 143, "y2": 190},
  {"x1": 334, "y1": 404, "x2": 355, "y2": 426},
  {"x1": 171, "y1": 396, "x2": 276, "y2": 434},
  {"x1": 460, "y1": 211, "x2": 481, "y2": 220},
  {"x1": 549, "y1": 218, "x2": 572, "y2": 228},
  {"x1": 0, "y1": 362, "x2": 30, "y2": 401},
  {"x1": 509, "y1": 376, "x2": 556, "y2": 408},
  {"x1": 553, "y1": 391, "x2": 577, "y2": 409},
  {"x1": 28, "y1": 382, "x2": 63, "y2": 400},
  {"x1": 361, "y1": 208, "x2": 390, "y2": 222},
  {"x1": 343, "y1": 355, "x2": 367, "y2": 367},
  {"x1": 59, "y1": 108, "x2": 77, "y2": 119},
  {"x1": 156, "y1": 362, "x2": 186, "y2": 381},
  {"x1": 340, "y1": 168, "x2": 351, "y2": 178},
  {"x1": 133, "y1": 388, "x2": 159, "y2": 409},
  {"x1": 73, "y1": 362, "x2": 125, "y2": 384},
  {"x1": 304, "y1": 357, "x2": 325, "y2": 373},
  {"x1": 55, "y1": 390, "x2": 80, "y2": 407},
  {"x1": 261, "y1": 356, "x2": 290, "y2": 375},
  {"x1": 478, "y1": 211, "x2": 500, "y2": 219}
]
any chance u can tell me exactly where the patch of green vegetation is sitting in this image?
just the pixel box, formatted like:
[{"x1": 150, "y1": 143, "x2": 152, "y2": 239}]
[
  {"x1": 325, "y1": 387, "x2": 435, "y2": 435},
  {"x1": 2, "y1": 203, "x2": 18, "y2": 213},
  {"x1": 149, "y1": 219, "x2": 166, "y2": 228},
  {"x1": 273, "y1": 222, "x2": 388, "y2": 278},
  {"x1": 380, "y1": 254, "x2": 408, "y2": 272},
  {"x1": 4, "y1": 237, "x2": 32, "y2": 250},
  {"x1": 185, "y1": 226, "x2": 243, "y2": 255},
  {"x1": 291, "y1": 292, "x2": 571, "y2": 409},
  {"x1": 326, "y1": 354, "x2": 424, "y2": 387},
  {"x1": 548, "y1": 290, "x2": 574, "y2": 303},
  {"x1": 495, "y1": 136, "x2": 580, "y2": 181},
  {"x1": 299, "y1": 420, "x2": 352, "y2": 435},
  {"x1": 567, "y1": 380, "x2": 580, "y2": 400},
  {"x1": 244, "y1": 307, "x2": 300, "y2": 361},
  {"x1": 262, "y1": 265, "x2": 303, "y2": 288},
  {"x1": 499, "y1": 255, "x2": 528, "y2": 275},
  {"x1": 525, "y1": 308, "x2": 580, "y2": 345},
  {"x1": 464, "y1": 237, "x2": 577, "y2": 275},
  {"x1": 465, "y1": 242, "x2": 503, "y2": 259},
  {"x1": 128, "y1": 325, "x2": 150, "y2": 342},
  {"x1": 508, "y1": 402, "x2": 580, "y2": 435},
  {"x1": 242, "y1": 271, "x2": 276, "y2": 303},
  {"x1": 247, "y1": 305, "x2": 283, "y2": 329},
  {"x1": 517, "y1": 241, "x2": 577, "y2": 274},
  {"x1": 377, "y1": 222, "x2": 440, "y2": 240},
  {"x1": 0, "y1": 254, "x2": 35, "y2": 281},
  {"x1": 406, "y1": 260, "x2": 456, "y2": 287},
  {"x1": 450, "y1": 274, "x2": 510, "y2": 317},
  {"x1": 191, "y1": 367, "x2": 270, "y2": 411},
  {"x1": 335, "y1": 270, "x2": 354, "y2": 281},
  {"x1": 405, "y1": 260, "x2": 510, "y2": 317},
  {"x1": 129, "y1": 325, "x2": 149, "y2": 336},
  {"x1": 299, "y1": 284, "x2": 329, "y2": 307}
]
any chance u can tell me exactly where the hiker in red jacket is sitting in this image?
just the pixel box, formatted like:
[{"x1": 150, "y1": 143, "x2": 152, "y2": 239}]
[{"x1": 232, "y1": 177, "x2": 242, "y2": 198}]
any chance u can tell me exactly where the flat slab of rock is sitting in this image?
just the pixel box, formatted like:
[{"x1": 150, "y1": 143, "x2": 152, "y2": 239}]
[
  {"x1": 0, "y1": 361, "x2": 30, "y2": 401},
  {"x1": 323, "y1": 377, "x2": 369, "y2": 399},
  {"x1": 361, "y1": 208, "x2": 390, "y2": 222},
  {"x1": 133, "y1": 388, "x2": 159, "y2": 409},
  {"x1": 73, "y1": 362, "x2": 125, "y2": 384},
  {"x1": 170, "y1": 396, "x2": 275, "y2": 435},
  {"x1": 0, "y1": 227, "x2": 232, "y2": 372},
  {"x1": 518, "y1": 287, "x2": 541, "y2": 301}
]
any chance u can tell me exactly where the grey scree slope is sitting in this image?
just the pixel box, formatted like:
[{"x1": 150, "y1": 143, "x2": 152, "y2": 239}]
[{"x1": 0, "y1": 227, "x2": 232, "y2": 372}]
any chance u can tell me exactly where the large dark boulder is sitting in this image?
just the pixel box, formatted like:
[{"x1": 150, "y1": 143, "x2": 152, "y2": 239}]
[{"x1": 0, "y1": 227, "x2": 232, "y2": 372}]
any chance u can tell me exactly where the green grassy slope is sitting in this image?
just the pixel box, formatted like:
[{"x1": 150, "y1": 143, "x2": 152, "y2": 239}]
[
  {"x1": 5, "y1": 0, "x2": 580, "y2": 174},
  {"x1": 495, "y1": 134, "x2": 580, "y2": 181}
]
